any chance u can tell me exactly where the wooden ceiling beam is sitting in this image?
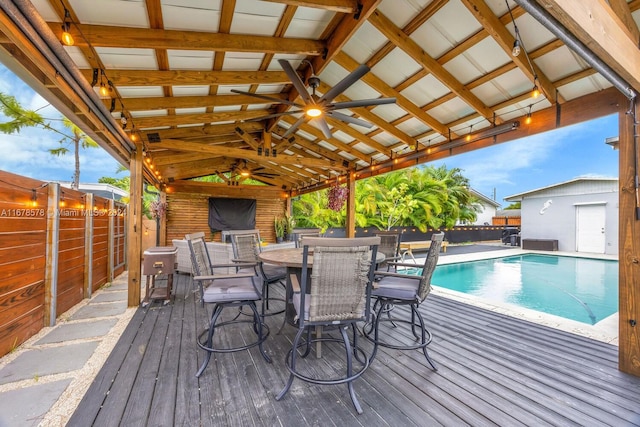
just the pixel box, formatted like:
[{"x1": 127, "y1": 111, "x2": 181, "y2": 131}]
[
  {"x1": 261, "y1": 0, "x2": 357, "y2": 13},
  {"x1": 460, "y1": 0, "x2": 558, "y2": 104},
  {"x1": 323, "y1": 116, "x2": 392, "y2": 156},
  {"x1": 108, "y1": 93, "x2": 289, "y2": 112},
  {"x1": 308, "y1": 0, "x2": 382, "y2": 76},
  {"x1": 335, "y1": 52, "x2": 452, "y2": 137},
  {"x1": 80, "y1": 69, "x2": 290, "y2": 87},
  {"x1": 368, "y1": 10, "x2": 498, "y2": 124},
  {"x1": 49, "y1": 23, "x2": 325, "y2": 55},
  {"x1": 132, "y1": 109, "x2": 271, "y2": 129},
  {"x1": 607, "y1": 0, "x2": 640, "y2": 45},
  {"x1": 153, "y1": 139, "x2": 346, "y2": 169},
  {"x1": 272, "y1": 126, "x2": 353, "y2": 166},
  {"x1": 142, "y1": 122, "x2": 264, "y2": 141},
  {"x1": 537, "y1": 0, "x2": 640, "y2": 94}
]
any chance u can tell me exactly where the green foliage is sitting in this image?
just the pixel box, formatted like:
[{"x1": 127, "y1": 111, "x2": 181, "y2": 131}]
[
  {"x1": 504, "y1": 201, "x2": 521, "y2": 210},
  {"x1": 0, "y1": 92, "x2": 46, "y2": 134},
  {"x1": 274, "y1": 215, "x2": 286, "y2": 238},
  {"x1": 292, "y1": 165, "x2": 480, "y2": 232}
]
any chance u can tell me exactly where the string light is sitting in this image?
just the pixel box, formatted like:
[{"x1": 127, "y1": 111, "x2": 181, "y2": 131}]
[
  {"x1": 511, "y1": 39, "x2": 521, "y2": 57},
  {"x1": 506, "y1": 0, "x2": 541, "y2": 100},
  {"x1": 466, "y1": 124, "x2": 473, "y2": 142},
  {"x1": 61, "y1": 9, "x2": 74, "y2": 46},
  {"x1": 30, "y1": 189, "x2": 38, "y2": 207},
  {"x1": 525, "y1": 105, "x2": 533, "y2": 125}
]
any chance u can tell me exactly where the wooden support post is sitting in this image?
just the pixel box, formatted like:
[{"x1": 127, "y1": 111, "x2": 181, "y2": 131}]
[
  {"x1": 107, "y1": 199, "x2": 115, "y2": 283},
  {"x1": 159, "y1": 190, "x2": 167, "y2": 246},
  {"x1": 346, "y1": 172, "x2": 356, "y2": 238},
  {"x1": 83, "y1": 192, "x2": 94, "y2": 298},
  {"x1": 127, "y1": 143, "x2": 144, "y2": 307},
  {"x1": 44, "y1": 183, "x2": 60, "y2": 327},
  {"x1": 619, "y1": 99, "x2": 640, "y2": 376}
]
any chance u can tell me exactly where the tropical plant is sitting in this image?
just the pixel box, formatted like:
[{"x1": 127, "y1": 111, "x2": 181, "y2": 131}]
[
  {"x1": 49, "y1": 117, "x2": 99, "y2": 189},
  {"x1": 274, "y1": 215, "x2": 286, "y2": 238},
  {"x1": 291, "y1": 165, "x2": 479, "y2": 232},
  {"x1": 0, "y1": 92, "x2": 98, "y2": 189}
]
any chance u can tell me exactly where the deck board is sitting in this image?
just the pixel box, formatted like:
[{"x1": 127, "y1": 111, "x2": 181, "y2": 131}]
[{"x1": 68, "y1": 273, "x2": 640, "y2": 426}]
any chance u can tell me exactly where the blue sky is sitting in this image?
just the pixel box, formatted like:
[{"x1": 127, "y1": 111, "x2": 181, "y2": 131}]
[{"x1": 0, "y1": 63, "x2": 619, "y2": 205}]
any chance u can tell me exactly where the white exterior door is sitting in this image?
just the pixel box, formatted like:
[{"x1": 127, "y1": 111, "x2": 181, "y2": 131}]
[{"x1": 576, "y1": 204, "x2": 606, "y2": 253}]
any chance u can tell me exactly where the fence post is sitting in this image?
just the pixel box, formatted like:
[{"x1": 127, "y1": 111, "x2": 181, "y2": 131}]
[
  {"x1": 108, "y1": 199, "x2": 115, "y2": 283},
  {"x1": 44, "y1": 183, "x2": 60, "y2": 327},
  {"x1": 83, "y1": 192, "x2": 94, "y2": 298}
]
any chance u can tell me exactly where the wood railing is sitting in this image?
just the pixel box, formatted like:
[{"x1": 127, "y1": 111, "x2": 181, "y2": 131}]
[{"x1": 0, "y1": 170, "x2": 127, "y2": 357}]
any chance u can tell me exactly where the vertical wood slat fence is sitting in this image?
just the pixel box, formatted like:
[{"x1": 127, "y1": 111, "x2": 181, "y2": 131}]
[{"x1": 0, "y1": 170, "x2": 127, "y2": 358}]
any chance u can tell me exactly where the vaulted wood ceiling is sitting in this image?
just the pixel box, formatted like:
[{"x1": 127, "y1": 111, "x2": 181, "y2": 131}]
[{"x1": 1, "y1": 0, "x2": 640, "y2": 193}]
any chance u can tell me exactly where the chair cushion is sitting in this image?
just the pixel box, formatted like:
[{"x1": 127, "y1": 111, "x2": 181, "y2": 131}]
[
  {"x1": 202, "y1": 276, "x2": 260, "y2": 303},
  {"x1": 262, "y1": 263, "x2": 286, "y2": 279},
  {"x1": 292, "y1": 292, "x2": 311, "y2": 321},
  {"x1": 372, "y1": 275, "x2": 420, "y2": 300}
]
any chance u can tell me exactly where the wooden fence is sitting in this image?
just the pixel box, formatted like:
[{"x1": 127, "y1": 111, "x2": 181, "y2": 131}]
[
  {"x1": 492, "y1": 216, "x2": 521, "y2": 226},
  {"x1": 0, "y1": 170, "x2": 127, "y2": 358}
]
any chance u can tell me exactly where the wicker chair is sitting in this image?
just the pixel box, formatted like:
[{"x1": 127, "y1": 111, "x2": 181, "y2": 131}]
[
  {"x1": 228, "y1": 230, "x2": 286, "y2": 317},
  {"x1": 275, "y1": 236, "x2": 380, "y2": 414},
  {"x1": 364, "y1": 232, "x2": 444, "y2": 370},
  {"x1": 185, "y1": 232, "x2": 271, "y2": 377},
  {"x1": 292, "y1": 228, "x2": 323, "y2": 248},
  {"x1": 374, "y1": 230, "x2": 403, "y2": 271}
]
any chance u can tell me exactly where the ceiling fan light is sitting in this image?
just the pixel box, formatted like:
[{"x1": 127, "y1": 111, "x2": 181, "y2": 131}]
[
  {"x1": 306, "y1": 107, "x2": 322, "y2": 118},
  {"x1": 240, "y1": 169, "x2": 250, "y2": 177}
]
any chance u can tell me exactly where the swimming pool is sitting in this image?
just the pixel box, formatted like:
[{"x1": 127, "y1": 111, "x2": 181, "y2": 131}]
[{"x1": 426, "y1": 254, "x2": 618, "y2": 325}]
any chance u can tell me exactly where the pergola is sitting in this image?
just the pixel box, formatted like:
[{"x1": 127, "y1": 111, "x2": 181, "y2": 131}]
[{"x1": 0, "y1": 0, "x2": 638, "y2": 376}]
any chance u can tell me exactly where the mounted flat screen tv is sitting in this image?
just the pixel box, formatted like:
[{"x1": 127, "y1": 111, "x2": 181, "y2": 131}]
[{"x1": 208, "y1": 197, "x2": 256, "y2": 232}]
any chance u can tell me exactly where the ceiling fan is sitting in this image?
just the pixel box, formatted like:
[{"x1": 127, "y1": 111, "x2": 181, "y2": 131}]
[{"x1": 231, "y1": 59, "x2": 396, "y2": 139}]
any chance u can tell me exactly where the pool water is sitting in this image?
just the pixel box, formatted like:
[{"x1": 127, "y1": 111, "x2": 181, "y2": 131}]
[{"x1": 422, "y1": 254, "x2": 618, "y2": 325}]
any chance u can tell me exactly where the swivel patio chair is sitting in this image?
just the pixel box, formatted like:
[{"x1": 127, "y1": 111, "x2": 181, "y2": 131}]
[
  {"x1": 228, "y1": 230, "x2": 287, "y2": 318},
  {"x1": 276, "y1": 236, "x2": 380, "y2": 414},
  {"x1": 292, "y1": 228, "x2": 323, "y2": 248},
  {"x1": 374, "y1": 230, "x2": 403, "y2": 271},
  {"x1": 185, "y1": 232, "x2": 271, "y2": 378},
  {"x1": 364, "y1": 232, "x2": 444, "y2": 370}
]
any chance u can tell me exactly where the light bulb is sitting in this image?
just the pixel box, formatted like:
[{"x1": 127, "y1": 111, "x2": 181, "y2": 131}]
[
  {"x1": 525, "y1": 114, "x2": 532, "y2": 125},
  {"x1": 512, "y1": 39, "x2": 521, "y2": 57},
  {"x1": 306, "y1": 107, "x2": 322, "y2": 118},
  {"x1": 532, "y1": 85, "x2": 540, "y2": 98},
  {"x1": 99, "y1": 83, "x2": 109, "y2": 97},
  {"x1": 61, "y1": 28, "x2": 74, "y2": 46}
]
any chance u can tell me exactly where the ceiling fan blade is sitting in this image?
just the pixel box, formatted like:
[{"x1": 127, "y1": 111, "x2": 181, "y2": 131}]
[
  {"x1": 315, "y1": 117, "x2": 333, "y2": 139},
  {"x1": 283, "y1": 115, "x2": 308, "y2": 137},
  {"x1": 230, "y1": 89, "x2": 303, "y2": 108},
  {"x1": 278, "y1": 59, "x2": 313, "y2": 105},
  {"x1": 244, "y1": 110, "x2": 301, "y2": 122},
  {"x1": 319, "y1": 64, "x2": 370, "y2": 104},
  {"x1": 326, "y1": 111, "x2": 373, "y2": 128},
  {"x1": 330, "y1": 97, "x2": 396, "y2": 110}
]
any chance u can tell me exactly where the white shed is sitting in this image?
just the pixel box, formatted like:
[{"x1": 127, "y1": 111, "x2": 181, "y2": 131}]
[
  {"x1": 504, "y1": 177, "x2": 618, "y2": 255},
  {"x1": 465, "y1": 189, "x2": 501, "y2": 226}
]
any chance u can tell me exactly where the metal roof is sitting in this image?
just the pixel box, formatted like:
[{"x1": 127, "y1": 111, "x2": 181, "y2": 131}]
[
  {"x1": 504, "y1": 176, "x2": 619, "y2": 200},
  {"x1": 1, "y1": 0, "x2": 637, "y2": 193}
]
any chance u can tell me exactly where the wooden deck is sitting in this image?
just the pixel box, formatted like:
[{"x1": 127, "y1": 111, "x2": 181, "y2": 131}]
[{"x1": 68, "y1": 273, "x2": 640, "y2": 426}]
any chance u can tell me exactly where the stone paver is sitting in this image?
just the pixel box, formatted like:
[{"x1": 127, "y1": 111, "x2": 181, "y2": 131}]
[
  {"x1": 0, "y1": 342, "x2": 98, "y2": 385},
  {"x1": 35, "y1": 319, "x2": 118, "y2": 345},
  {"x1": 0, "y1": 379, "x2": 72, "y2": 427},
  {"x1": 90, "y1": 291, "x2": 127, "y2": 303},
  {"x1": 69, "y1": 301, "x2": 127, "y2": 320}
]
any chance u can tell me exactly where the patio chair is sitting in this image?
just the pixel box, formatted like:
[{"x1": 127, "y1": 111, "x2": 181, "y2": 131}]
[
  {"x1": 228, "y1": 230, "x2": 286, "y2": 317},
  {"x1": 364, "y1": 232, "x2": 444, "y2": 370},
  {"x1": 185, "y1": 232, "x2": 271, "y2": 377},
  {"x1": 293, "y1": 229, "x2": 323, "y2": 248},
  {"x1": 275, "y1": 236, "x2": 380, "y2": 414},
  {"x1": 374, "y1": 230, "x2": 403, "y2": 271}
]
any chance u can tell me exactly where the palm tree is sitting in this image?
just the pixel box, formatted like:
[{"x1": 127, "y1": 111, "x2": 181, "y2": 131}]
[
  {"x1": 0, "y1": 91, "x2": 98, "y2": 189},
  {"x1": 49, "y1": 117, "x2": 98, "y2": 189}
]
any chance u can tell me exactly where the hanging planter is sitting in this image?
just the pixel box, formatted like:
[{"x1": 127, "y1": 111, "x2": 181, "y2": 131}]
[
  {"x1": 327, "y1": 184, "x2": 349, "y2": 211},
  {"x1": 150, "y1": 200, "x2": 167, "y2": 219}
]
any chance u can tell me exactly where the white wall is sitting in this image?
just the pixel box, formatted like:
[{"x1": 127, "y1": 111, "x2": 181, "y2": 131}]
[{"x1": 520, "y1": 192, "x2": 618, "y2": 254}]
